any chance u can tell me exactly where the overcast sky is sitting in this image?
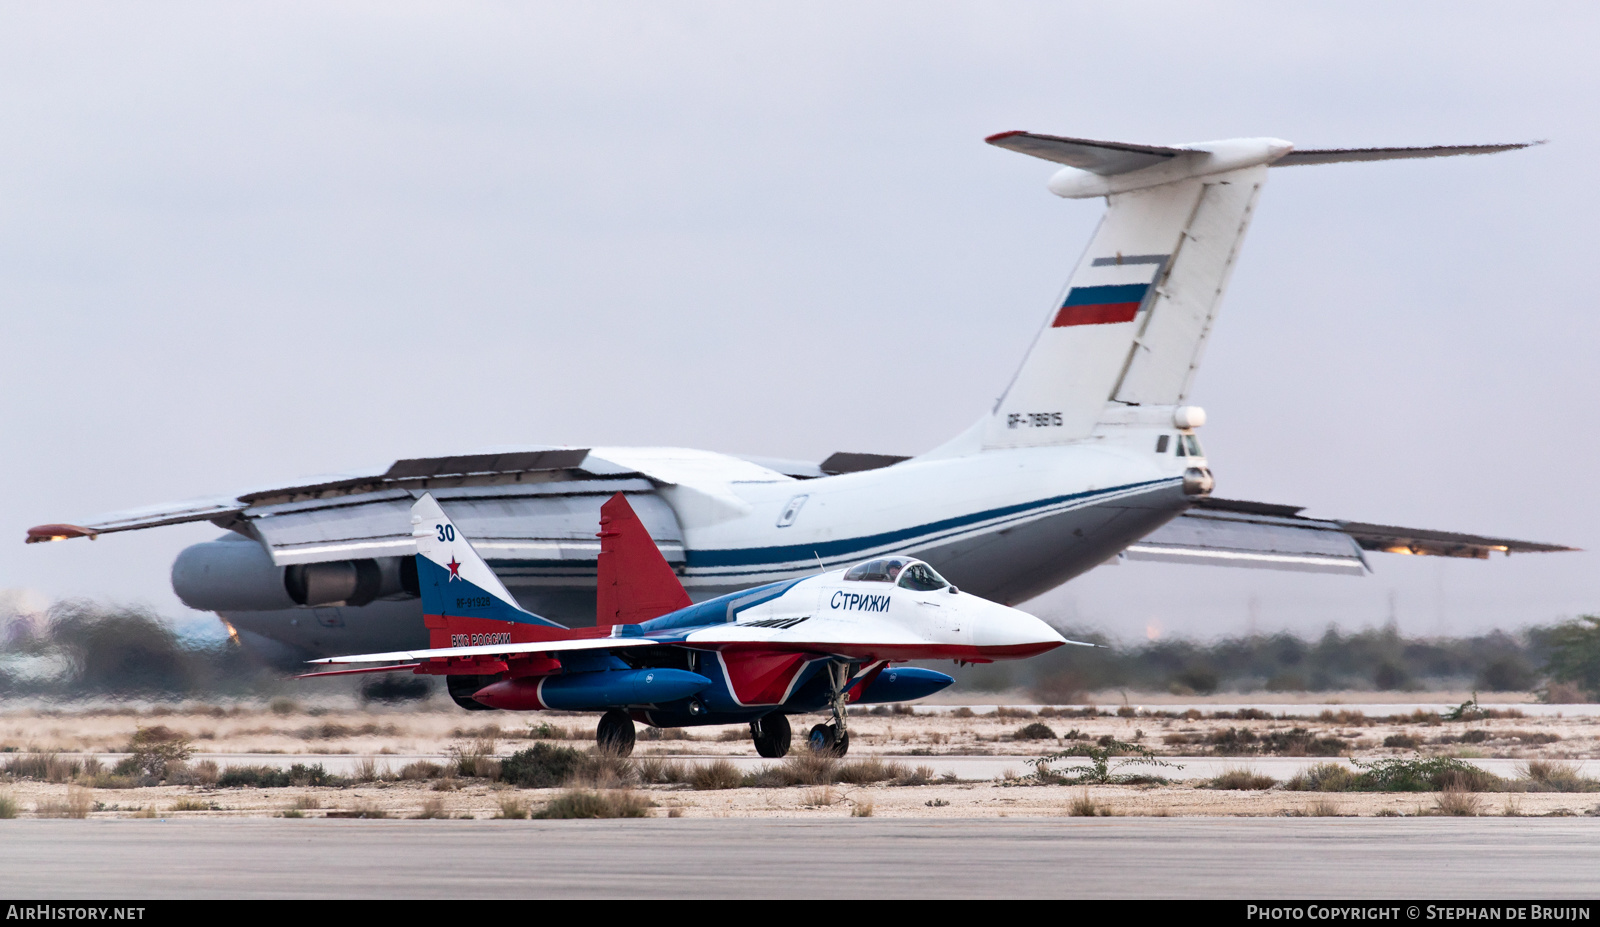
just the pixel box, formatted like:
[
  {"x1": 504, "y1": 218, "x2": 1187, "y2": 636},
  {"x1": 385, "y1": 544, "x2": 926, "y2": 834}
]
[{"x1": 3, "y1": 2, "x2": 1595, "y2": 643}]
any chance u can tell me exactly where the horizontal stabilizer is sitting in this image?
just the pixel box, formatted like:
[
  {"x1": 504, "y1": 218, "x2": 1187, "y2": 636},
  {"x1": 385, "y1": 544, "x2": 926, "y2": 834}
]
[
  {"x1": 1272, "y1": 142, "x2": 1541, "y2": 167},
  {"x1": 986, "y1": 131, "x2": 1184, "y2": 175}
]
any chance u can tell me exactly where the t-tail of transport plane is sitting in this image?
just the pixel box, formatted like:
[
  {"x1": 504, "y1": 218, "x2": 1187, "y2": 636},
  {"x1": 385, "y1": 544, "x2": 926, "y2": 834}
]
[{"x1": 972, "y1": 133, "x2": 1540, "y2": 451}]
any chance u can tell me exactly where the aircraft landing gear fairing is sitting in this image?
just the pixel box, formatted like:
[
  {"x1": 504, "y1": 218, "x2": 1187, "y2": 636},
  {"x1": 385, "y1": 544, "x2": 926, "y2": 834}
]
[
  {"x1": 597, "y1": 709, "x2": 636, "y2": 757},
  {"x1": 751, "y1": 713, "x2": 792, "y2": 758}
]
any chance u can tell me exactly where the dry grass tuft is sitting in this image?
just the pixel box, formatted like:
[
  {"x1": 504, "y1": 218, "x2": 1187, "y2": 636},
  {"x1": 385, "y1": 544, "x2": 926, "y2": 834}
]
[
  {"x1": 851, "y1": 799, "x2": 875, "y2": 817},
  {"x1": 292, "y1": 795, "x2": 322, "y2": 810},
  {"x1": 835, "y1": 757, "x2": 911, "y2": 785},
  {"x1": 687, "y1": 759, "x2": 744, "y2": 791},
  {"x1": 802, "y1": 786, "x2": 837, "y2": 807},
  {"x1": 450, "y1": 738, "x2": 500, "y2": 779},
  {"x1": 411, "y1": 797, "x2": 449, "y2": 819},
  {"x1": 495, "y1": 796, "x2": 529, "y2": 819},
  {"x1": 1434, "y1": 788, "x2": 1483, "y2": 816},
  {"x1": 168, "y1": 797, "x2": 215, "y2": 812},
  {"x1": 0, "y1": 792, "x2": 18, "y2": 819},
  {"x1": 351, "y1": 756, "x2": 386, "y2": 783},
  {"x1": 398, "y1": 761, "x2": 445, "y2": 781},
  {"x1": 635, "y1": 756, "x2": 688, "y2": 785},
  {"x1": 746, "y1": 753, "x2": 839, "y2": 788},
  {"x1": 1068, "y1": 790, "x2": 1112, "y2": 817},
  {"x1": 1303, "y1": 798, "x2": 1342, "y2": 817},
  {"x1": 534, "y1": 789, "x2": 653, "y2": 819},
  {"x1": 1518, "y1": 760, "x2": 1600, "y2": 793},
  {"x1": 1207, "y1": 767, "x2": 1279, "y2": 790}
]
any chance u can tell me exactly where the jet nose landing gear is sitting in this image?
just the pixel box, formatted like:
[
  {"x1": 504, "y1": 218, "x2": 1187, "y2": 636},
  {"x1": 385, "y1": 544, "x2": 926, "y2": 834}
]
[{"x1": 806, "y1": 660, "x2": 853, "y2": 757}]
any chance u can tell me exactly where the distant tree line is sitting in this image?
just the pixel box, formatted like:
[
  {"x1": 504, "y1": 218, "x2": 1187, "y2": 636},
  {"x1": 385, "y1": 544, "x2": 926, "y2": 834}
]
[
  {"x1": 947, "y1": 619, "x2": 1600, "y2": 702},
  {"x1": 4, "y1": 600, "x2": 1600, "y2": 703}
]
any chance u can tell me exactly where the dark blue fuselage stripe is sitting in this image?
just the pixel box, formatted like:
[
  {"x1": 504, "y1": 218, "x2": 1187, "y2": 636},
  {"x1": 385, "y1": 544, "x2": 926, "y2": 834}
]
[{"x1": 684, "y1": 477, "x2": 1174, "y2": 569}]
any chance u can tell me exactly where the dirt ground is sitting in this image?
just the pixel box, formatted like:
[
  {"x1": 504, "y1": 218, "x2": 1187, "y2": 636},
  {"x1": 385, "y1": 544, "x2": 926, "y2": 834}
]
[{"x1": 2, "y1": 694, "x2": 1597, "y2": 820}]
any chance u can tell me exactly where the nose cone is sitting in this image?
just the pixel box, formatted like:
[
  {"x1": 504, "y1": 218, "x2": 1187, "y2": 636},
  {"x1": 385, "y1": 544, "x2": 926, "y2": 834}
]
[{"x1": 970, "y1": 598, "x2": 1068, "y2": 659}]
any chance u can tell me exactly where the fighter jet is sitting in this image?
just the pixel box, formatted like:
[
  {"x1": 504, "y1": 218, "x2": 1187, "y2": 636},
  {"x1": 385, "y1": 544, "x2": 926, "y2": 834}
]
[
  {"x1": 304, "y1": 493, "x2": 1078, "y2": 756},
  {"x1": 27, "y1": 131, "x2": 1574, "y2": 661}
]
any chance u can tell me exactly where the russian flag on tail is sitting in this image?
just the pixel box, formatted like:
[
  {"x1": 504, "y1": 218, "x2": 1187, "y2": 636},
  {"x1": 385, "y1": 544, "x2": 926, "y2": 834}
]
[{"x1": 1052, "y1": 283, "x2": 1150, "y2": 327}]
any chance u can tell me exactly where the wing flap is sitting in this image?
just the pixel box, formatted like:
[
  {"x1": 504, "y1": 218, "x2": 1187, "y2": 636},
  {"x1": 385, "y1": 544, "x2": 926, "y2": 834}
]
[{"x1": 1272, "y1": 142, "x2": 1540, "y2": 167}]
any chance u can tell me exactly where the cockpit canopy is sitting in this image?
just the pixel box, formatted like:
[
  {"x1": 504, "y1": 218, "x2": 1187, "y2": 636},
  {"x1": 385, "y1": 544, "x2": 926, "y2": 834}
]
[{"x1": 842, "y1": 557, "x2": 950, "y2": 592}]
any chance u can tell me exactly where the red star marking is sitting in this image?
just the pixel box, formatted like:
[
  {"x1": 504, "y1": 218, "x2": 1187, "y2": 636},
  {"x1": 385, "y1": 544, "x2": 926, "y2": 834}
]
[{"x1": 446, "y1": 556, "x2": 462, "y2": 580}]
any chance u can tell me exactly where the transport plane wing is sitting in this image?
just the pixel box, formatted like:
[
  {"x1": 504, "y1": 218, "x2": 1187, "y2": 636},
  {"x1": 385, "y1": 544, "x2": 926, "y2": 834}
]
[{"x1": 1126, "y1": 498, "x2": 1577, "y2": 575}]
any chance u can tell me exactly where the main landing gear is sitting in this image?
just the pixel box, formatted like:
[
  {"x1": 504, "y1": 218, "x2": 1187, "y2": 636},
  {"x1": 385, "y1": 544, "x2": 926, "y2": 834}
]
[
  {"x1": 597, "y1": 709, "x2": 636, "y2": 757},
  {"x1": 751, "y1": 713, "x2": 792, "y2": 758},
  {"x1": 807, "y1": 661, "x2": 852, "y2": 757}
]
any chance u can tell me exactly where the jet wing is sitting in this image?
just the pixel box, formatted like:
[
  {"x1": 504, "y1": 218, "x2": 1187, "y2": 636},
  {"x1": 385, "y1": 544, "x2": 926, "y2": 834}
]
[
  {"x1": 306, "y1": 635, "x2": 665, "y2": 666},
  {"x1": 1123, "y1": 498, "x2": 1575, "y2": 574}
]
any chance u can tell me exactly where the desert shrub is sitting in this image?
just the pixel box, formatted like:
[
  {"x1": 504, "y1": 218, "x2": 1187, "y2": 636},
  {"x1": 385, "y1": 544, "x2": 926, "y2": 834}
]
[
  {"x1": 1518, "y1": 760, "x2": 1600, "y2": 792},
  {"x1": 1383, "y1": 734, "x2": 1421, "y2": 749},
  {"x1": 500, "y1": 743, "x2": 586, "y2": 789},
  {"x1": 217, "y1": 763, "x2": 339, "y2": 788},
  {"x1": 534, "y1": 789, "x2": 652, "y2": 819},
  {"x1": 351, "y1": 756, "x2": 385, "y2": 782},
  {"x1": 398, "y1": 761, "x2": 445, "y2": 780},
  {"x1": 0, "y1": 793, "x2": 17, "y2": 819},
  {"x1": 1207, "y1": 768, "x2": 1278, "y2": 790},
  {"x1": 850, "y1": 799, "x2": 874, "y2": 817},
  {"x1": 1014, "y1": 723, "x2": 1057, "y2": 741},
  {"x1": 687, "y1": 759, "x2": 744, "y2": 791},
  {"x1": 124, "y1": 726, "x2": 192, "y2": 779},
  {"x1": 1303, "y1": 798, "x2": 1342, "y2": 817},
  {"x1": 892, "y1": 765, "x2": 937, "y2": 787},
  {"x1": 168, "y1": 798, "x2": 216, "y2": 812},
  {"x1": 1205, "y1": 728, "x2": 1257, "y2": 755},
  {"x1": 950, "y1": 707, "x2": 975, "y2": 719},
  {"x1": 1543, "y1": 616, "x2": 1600, "y2": 701},
  {"x1": 4, "y1": 753, "x2": 83, "y2": 783},
  {"x1": 570, "y1": 751, "x2": 636, "y2": 788},
  {"x1": 635, "y1": 757, "x2": 687, "y2": 785},
  {"x1": 1033, "y1": 740, "x2": 1181, "y2": 785},
  {"x1": 744, "y1": 753, "x2": 838, "y2": 788},
  {"x1": 995, "y1": 707, "x2": 1036, "y2": 719},
  {"x1": 1285, "y1": 763, "x2": 1361, "y2": 792},
  {"x1": 171, "y1": 759, "x2": 219, "y2": 786},
  {"x1": 1353, "y1": 757, "x2": 1501, "y2": 792},
  {"x1": 448, "y1": 742, "x2": 496, "y2": 781},
  {"x1": 835, "y1": 757, "x2": 910, "y2": 785}
]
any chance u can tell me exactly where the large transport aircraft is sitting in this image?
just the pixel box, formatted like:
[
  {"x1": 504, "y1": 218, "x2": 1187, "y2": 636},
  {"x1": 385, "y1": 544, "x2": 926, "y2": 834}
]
[
  {"x1": 305, "y1": 492, "x2": 1079, "y2": 756},
  {"x1": 28, "y1": 131, "x2": 1574, "y2": 662}
]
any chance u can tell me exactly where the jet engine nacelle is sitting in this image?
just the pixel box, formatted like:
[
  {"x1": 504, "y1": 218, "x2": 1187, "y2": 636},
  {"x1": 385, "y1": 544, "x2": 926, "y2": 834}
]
[{"x1": 172, "y1": 534, "x2": 416, "y2": 611}]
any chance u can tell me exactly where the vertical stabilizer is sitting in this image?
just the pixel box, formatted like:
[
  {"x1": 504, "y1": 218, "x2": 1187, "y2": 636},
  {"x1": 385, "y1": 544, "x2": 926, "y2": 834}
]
[
  {"x1": 596, "y1": 493, "x2": 692, "y2": 627},
  {"x1": 412, "y1": 493, "x2": 565, "y2": 632},
  {"x1": 984, "y1": 159, "x2": 1265, "y2": 449}
]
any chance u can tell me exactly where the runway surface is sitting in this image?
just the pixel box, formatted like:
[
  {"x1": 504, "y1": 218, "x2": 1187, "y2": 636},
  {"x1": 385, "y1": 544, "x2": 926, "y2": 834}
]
[{"x1": 3, "y1": 818, "x2": 1598, "y2": 898}]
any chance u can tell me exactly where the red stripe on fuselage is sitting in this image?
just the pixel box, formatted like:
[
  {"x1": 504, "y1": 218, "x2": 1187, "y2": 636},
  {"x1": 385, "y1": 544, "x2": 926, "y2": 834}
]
[{"x1": 1051, "y1": 302, "x2": 1139, "y2": 327}]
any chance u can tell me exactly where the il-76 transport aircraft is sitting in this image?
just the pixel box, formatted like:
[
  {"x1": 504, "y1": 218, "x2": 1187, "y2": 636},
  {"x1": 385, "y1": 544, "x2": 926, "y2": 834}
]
[
  {"x1": 28, "y1": 130, "x2": 1574, "y2": 662},
  {"x1": 305, "y1": 493, "x2": 1077, "y2": 756}
]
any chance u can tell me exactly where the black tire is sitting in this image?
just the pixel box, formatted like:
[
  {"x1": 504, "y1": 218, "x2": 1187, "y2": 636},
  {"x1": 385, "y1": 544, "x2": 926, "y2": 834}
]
[
  {"x1": 751, "y1": 713, "x2": 792, "y2": 758},
  {"x1": 446, "y1": 674, "x2": 500, "y2": 711},
  {"x1": 834, "y1": 729, "x2": 850, "y2": 757},
  {"x1": 597, "y1": 709, "x2": 636, "y2": 757},
  {"x1": 807, "y1": 723, "x2": 838, "y2": 756}
]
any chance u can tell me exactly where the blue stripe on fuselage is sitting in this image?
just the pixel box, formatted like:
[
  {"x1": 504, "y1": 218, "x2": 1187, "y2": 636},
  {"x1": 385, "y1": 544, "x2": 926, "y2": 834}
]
[{"x1": 683, "y1": 477, "x2": 1175, "y2": 570}]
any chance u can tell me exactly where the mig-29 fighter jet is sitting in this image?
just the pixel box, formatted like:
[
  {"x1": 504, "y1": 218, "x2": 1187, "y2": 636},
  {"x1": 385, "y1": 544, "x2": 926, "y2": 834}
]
[{"x1": 302, "y1": 493, "x2": 1077, "y2": 757}]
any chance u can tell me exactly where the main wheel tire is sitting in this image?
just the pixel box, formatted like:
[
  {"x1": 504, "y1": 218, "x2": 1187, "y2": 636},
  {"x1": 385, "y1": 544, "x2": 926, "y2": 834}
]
[
  {"x1": 597, "y1": 709, "x2": 636, "y2": 757},
  {"x1": 808, "y1": 722, "x2": 848, "y2": 757},
  {"x1": 751, "y1": 713, "x2": 792, "y2": 758},
  {"x1": 446, "y1": 674, "x2": 500, "y2": 711}
]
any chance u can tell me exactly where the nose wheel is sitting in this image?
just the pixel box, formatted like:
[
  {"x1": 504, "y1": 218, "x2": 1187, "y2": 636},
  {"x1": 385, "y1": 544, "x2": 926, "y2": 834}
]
[{"x1": 806, "y1": 660, "x2": 853, "y2": 757}]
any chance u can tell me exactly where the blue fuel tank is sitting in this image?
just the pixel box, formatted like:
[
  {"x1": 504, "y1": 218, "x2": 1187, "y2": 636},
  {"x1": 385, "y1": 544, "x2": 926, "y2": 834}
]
[
  {"x1": 472, "y1": 668, "x2": 712, "y2": 711},
  {"x1": 854, "y1": 667, "x2": 955, "y2": 704}
]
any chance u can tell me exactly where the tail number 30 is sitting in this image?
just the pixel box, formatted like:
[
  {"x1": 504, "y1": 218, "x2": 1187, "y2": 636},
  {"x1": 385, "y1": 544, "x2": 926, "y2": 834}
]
[{"x1": 436, "y1": 524, "x2": 456, "y2": 542}]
